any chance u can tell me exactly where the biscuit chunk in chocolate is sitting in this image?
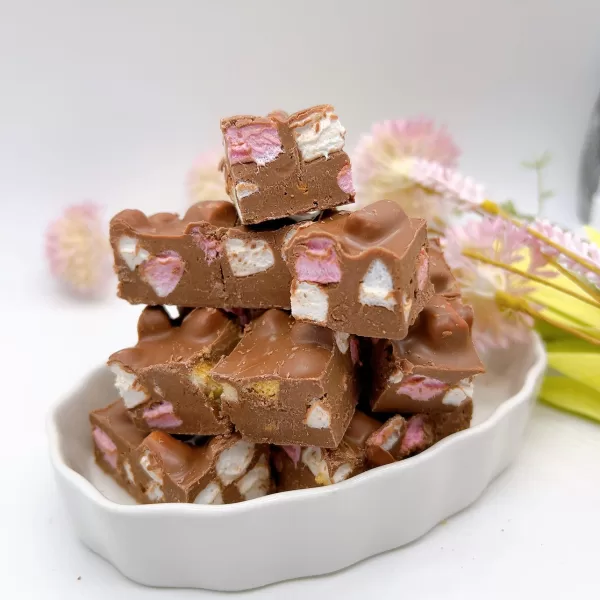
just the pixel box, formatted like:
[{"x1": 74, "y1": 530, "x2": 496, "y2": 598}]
[
  {"x1": 211, "y1": 309, "x2": 358, "y2": 448},
  {"x1": 221, "y1": 105, "x2": 355, "y2": 224}
]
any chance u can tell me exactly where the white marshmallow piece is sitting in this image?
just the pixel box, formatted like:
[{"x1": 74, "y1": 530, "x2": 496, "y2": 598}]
[
  {"x1": 193, "y1": 481, "x2": 224, "y2": 505},
  {"x1": 140, "y1": 451, "x2": 163, "y2": 485},
  {"x1": 381, "y1": 427, "x2": 403, "y2": 452},
  {"x1": 287, "y1": 210, "x2": 322, "y2": 223},
  {"x1": 220, "y1": 382, "x2": 239, "y2": 404},
  {"x1": 281, "y1": 227, "x2": 298, "y2": 260},
  {"x1": 304, "y1": 400, "x2": 331, "y2": 429},
  {"x1": 216, "y1": 439, "x2": 255, "y2": 485},
  {"x1": 123, "y1": 460, "x2": 135, "y2": 485},
  {"x1": 291, "y1": 281, "x2": 329, "y2": 324},
  {"x1": 292, "y1": 111, "x2": 346, "y2": 162},
  {"x1": 118, "y1": 236, "x2": 150, "y2": 271},
  {"x1": 109, "y1": 363, "x2": 149, "y2": 409},
  {"x1": 145, "y1": 482, "x2": 164, "y2": 502},
  {"x1": 235, "y1": 181, "x2": 259, "y2": 200},
  {"x1": 236, "y1": 455, "x2": 271, "y2": 500},
  {"x1": 301, "y1": 447, "x2": 331, "y2": 485},
  {"x1": 334, "y1": 331, "x2": 350, "y2": 354},
  {"x1": 225, "y1": 238, "x2": 275, "y2": 277},
  {"x1": 140, "y1": 451, "x2": 164, "y2": 501},
  {"x1": 359, "y1": 259, "x2": 397, "y2": 311},
  {"x1": 388, "y1": 369, "x2": 404, "y2": 384},
  {"x1": 443, "y1": 377, "x2": 475, "y2": 406},
  {"x1": 332, "y1": 463, "x2": 353, "y2": 484}
]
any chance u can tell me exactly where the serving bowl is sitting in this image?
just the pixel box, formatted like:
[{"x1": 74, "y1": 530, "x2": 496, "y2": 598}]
[{"x1": 48, "y1": 333, "x2": 546, "y2": 591}]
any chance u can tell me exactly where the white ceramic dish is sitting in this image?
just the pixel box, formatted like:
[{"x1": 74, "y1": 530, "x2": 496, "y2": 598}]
[{"x1": 48, "y1": 334, "x2": 546, "y2": 591}]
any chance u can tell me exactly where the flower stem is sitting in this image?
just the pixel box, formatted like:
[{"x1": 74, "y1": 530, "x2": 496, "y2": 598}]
[
  {"x1": 480, "y1": 200, "x2": 600, "y2": 278},
  {"x1": 497, "y1": 292, "x2": 600, "y2": 346},
  {"x1": 461, "y1": 249, "x2": 600, "y2": 309},
  {"x1": 550, "y1": 260, "x2": 600, "y2": 303}
]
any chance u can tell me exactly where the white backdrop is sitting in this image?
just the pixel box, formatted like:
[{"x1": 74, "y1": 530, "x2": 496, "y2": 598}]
[
  {"x1": 2, "y1": 0, "x2": 600, "y2": 229},
  {"x1": 2, "y1": 2, "x2": 600, "y2": 599}
]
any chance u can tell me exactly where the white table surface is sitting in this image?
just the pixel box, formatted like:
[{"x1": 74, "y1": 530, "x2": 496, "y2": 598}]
[{"x1": 2, "y1": 2, "x2": 600, "y2": 596}]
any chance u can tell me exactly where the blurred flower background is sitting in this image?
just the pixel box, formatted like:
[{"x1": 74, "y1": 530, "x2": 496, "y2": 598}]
[{"x1": 352, "y1": 118, "x2": 600, "y2": 423}]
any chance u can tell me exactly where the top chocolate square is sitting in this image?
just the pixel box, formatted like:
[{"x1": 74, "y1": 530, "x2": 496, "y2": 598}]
[{"x1": 220, "y1": 105, "x2": 355, "y2": 224}]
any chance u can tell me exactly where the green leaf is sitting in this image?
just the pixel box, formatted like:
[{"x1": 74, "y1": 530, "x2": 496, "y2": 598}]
[
  {"x1": 539, "y1": 376, "x2": 600, "y2": 424},
  {"x1": 546, "y1": 350, "x2": 600, "y2": 391},
  {"x1": 499, "y1": 200, "x2": 534, "y2": 220}
]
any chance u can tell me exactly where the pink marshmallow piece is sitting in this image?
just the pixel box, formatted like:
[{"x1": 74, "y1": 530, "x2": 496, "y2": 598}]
[
  {"x1": 140, "y1": 250, "x2": 184, "y2": 298},
  {"x1": 92, "y1": 427, "x2": 118, "y2": 469},
  {"x1": 295, "y1": 237, "x2": 341, "y2": 283},
  {"x1": 400, "y1": 416, "x2": 426, "y2": 454},
  {"x1": 417, "y1": 248, "x2": 429, "y2": 290},
  {"x1": 143, "y1": 401, "x2": 183, "y2": 429},
  {"x1": 350, "y1": 337, "x2": 361, "y2": 366},
  {"x1": 191, "y1": 229, "x2": 222, "y2": 264},
  {"x1": 337, "y1": 164, "x2": 355, "y2": 194},
  {"x1": 281, "y1": 444, "x2": 301, "y2": 467},
  {"x1": 395, "y1": 374, "x2": 448, "y2": 401},
  {"x1": 225, "y1": 123, "x2": 283, "y2": 166}
]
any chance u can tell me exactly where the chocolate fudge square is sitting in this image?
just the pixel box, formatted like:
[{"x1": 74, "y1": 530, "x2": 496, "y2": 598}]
[
  {"x1": 274, "y1": 410, "x2": 382, "y2": 491},
  {"x1": 221, "y1": 105, "x2": 355, "y2": 225},
  {"x1": 285, "y1": 200, "x2": 434, "y2": 339},
  {"x1": 211, "y1": 309, "x2": 358, "y2": 447},
  {"x1": 133, "y1": 431, "x2": 272, "y2": 504},
  {"x1": 110, "y1": 201, "x2": 237, "y2": 306},
  {"x1": 108, "y1": 306, "x2": 241, "y2": 435},
  {"x1": 369, "y1": 296, "x2": 484, "y2": 414},
  {"x1": 90, "y1": 399, "x2": 149, "y2": 503}
]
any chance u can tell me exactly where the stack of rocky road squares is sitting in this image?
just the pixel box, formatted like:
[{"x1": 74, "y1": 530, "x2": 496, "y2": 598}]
[{"x1": 91, "y1": 105, "x2": 485, "y2": 505}]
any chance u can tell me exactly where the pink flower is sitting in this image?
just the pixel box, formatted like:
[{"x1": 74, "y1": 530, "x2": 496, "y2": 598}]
[
  {"x1": 530, "y1": 220, "x2": 600, "y2": 288},
  {"x1": 187, "y1": 151, "x2": 229, "y2": 205},
  {"x1": 352, "y1": 120, "x2": 461, "y2": 222},
  {"x1": 401, "y1": 158, "x2": 486, "y2": 206},
  {"x1": 354, "y1": 119, "x2": 460, "y2": 184},
  {"x1": 45, "y1": 203, "x2": 110, "y2": 297},
  {"x1": 443, "y1": 217, "x2": 542, "y2": 352}
]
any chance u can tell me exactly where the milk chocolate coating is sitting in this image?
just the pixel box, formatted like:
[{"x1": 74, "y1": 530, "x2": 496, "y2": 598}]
[
  {"x1": 285, "y1": 200, "x2": 434, "y2": 339},
  {"x1": 133, "y1": 431, "x2": 272, "y2": 504},
  {"x1": 211, "y1": 309, "x2": 357, "y2": 448},
  {"x1": 110, "y1": 201, "x2": 296, "y2": 309},
  {"x1": 274, "y1": 410, "x2": 381, "y2": 492},
  {"x1": 89, "y1": 399, "x2": 153, "y2": 504},
  {"x1": 221, "y1": 105, "x2": 354, "y2": 225},
  {"x1": 369, "y1": 296, "x2": 484, "y2": 413},
  {"x1": 428, "y1": 238, "x2": 461, "y2": 299},
  {"x1": 91, "y1": 400, "x2": 273, "y2": 505},
  {"x1": 108, "y1": 307, "x2": 241, "y2": 435}
]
